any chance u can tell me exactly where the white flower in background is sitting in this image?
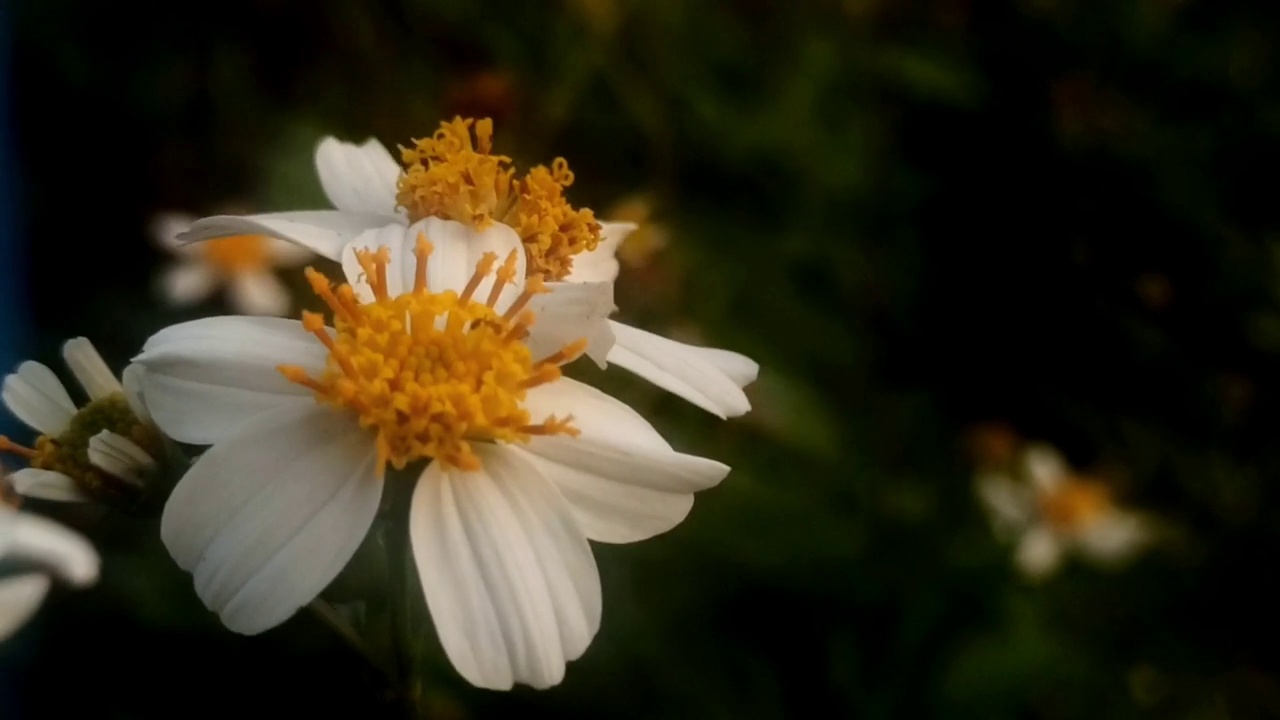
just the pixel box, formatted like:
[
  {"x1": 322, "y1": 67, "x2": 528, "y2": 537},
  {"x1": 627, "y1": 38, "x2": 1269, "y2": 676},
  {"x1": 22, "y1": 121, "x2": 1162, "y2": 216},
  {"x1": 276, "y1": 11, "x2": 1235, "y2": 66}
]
[
  {"x1": 174, "y1": 117, "x2": 758, "y2": 417},
  {"x1": 0, "y1": 497, "x2": 100, "y2": 641},
  {"x1": 976, "y1": 443, "x2": 1154, "y2": 580},
  {"x1": 134, "y1": 222, "x2": 730, "y2": 690},
  {"x1": 151, "y1": 211, "x2": 313, "y2": 316},
  {"x1": 0, "y1": 338, "x2": 161, "y2": 505}
]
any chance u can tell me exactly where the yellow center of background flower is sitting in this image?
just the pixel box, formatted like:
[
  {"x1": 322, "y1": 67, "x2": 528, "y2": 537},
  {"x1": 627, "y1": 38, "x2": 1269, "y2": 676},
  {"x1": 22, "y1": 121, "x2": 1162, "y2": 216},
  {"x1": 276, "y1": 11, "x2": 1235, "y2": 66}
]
[
  {"x1": 395, "y1": 117, "x2": 603, "y2": 281},
  {"x1": 201, "y1": 234, "x2": 271, "y2": 274},
  {"x1": 1039, "y1": 476, "x2": 1112, "y2": 534},
  {"x1": 279, "y1": 236, "x2": 584, "y2": 472}
]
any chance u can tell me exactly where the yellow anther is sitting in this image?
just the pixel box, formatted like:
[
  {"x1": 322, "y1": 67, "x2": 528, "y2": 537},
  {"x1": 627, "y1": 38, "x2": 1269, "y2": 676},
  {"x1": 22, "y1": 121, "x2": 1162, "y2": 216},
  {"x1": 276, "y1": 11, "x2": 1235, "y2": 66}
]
[
  {"x1": 486, "y1": 249, "x2": 521, "y2": 308},
  {"x1": 414, "y1": 232, "x2": 434, "y2": 294},
  {"x1": 280, "y1": 247, "x2": 580, "y2": 472},
  {"x1": 535, "y1": 338, "x2": 588, "y2": 368},
  {"x1": 0, "y1": 436, "x2": 37, "y2": 460}
]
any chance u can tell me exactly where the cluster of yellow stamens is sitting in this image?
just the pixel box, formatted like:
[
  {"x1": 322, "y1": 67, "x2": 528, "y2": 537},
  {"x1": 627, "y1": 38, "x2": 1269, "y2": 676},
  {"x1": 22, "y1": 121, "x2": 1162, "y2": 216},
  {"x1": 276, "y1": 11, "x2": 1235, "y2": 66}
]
[
  {"x1": 395, "y1": 117, "x2": 602, "y2": 281},
  {"x1": 1039, "y1": 476, "x2": 1113, "y2": 534},
  {"x1": 278, "y1": 235, "x2": 585, "y2": 473}
]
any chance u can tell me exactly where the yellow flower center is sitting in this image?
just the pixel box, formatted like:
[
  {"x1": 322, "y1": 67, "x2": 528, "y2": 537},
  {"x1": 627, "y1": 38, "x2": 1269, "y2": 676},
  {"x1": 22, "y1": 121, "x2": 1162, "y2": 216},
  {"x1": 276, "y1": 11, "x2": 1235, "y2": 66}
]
[
  {"x1": 201, "y1": 234, "x2": 271, "y2": 274},
  {"x1": 395, "y1": 117, "x2": 602, "y2": 281},
  {"x1": 1039, "y1": 476, "x2": 1112, "y2": 534},
  {"x1": 0, "y1": 395, "x2": 162, "y2": 503},
  {"x1": 278, "y1": 235, "x2": 585, "y2": 473}
]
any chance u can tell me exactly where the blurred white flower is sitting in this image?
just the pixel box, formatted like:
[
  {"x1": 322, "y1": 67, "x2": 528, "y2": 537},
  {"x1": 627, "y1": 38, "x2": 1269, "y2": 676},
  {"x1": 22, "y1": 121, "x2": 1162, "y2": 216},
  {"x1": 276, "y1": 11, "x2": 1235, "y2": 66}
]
[
  {"x1": 174, "y1": 118, "x2": 758, "y2": 417},
  {"x1": 0, "y1": 338, "x2": 159, "y2": 505},
  {"x1": 151, "y1": 212, "x2": 312, "y2": 316},
  {"x1": 0, "y1": 499, "x2": 100, "y2": 641},
  {"x1": 977, "y1": 443, "x2": 1154, "y2": 580},
  {"x1": 135, "y1": 223, "x2": 730, "y2": 690}
]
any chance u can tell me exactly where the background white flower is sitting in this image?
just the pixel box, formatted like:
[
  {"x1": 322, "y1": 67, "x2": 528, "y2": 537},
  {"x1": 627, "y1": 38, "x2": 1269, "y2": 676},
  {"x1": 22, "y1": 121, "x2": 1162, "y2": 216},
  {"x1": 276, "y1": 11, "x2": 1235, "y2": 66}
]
[
  {"x1": 0, "y1": 502, "x2": 100, "y2": 641},
  {"x1": 136, "y1": 221, "x2": 731, "y2": 689},
  {"x1": 151, "y1": 211, "x2": 313, "y2": 317},
  {"x1": 172, "y1": 120, "x2": 758, "y2": 417},
  {"x1": 976, "y1": 443, "x2": 1155, "y2": 580}
]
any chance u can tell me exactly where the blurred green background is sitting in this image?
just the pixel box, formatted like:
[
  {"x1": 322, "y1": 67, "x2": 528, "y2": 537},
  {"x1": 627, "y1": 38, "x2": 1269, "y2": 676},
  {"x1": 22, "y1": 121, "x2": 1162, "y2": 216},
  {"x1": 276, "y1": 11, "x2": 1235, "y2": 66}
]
[{"x1": 5, "y1": 0, "x2": 1280, "y2": 717}]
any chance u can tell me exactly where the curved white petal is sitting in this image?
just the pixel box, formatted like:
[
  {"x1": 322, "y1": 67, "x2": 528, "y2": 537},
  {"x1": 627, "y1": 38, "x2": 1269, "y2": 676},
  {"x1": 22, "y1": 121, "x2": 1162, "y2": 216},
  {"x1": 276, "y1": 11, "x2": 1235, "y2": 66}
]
[
  {"x1": 161, "y1": 403, "x2": 380, "y2": 635},
  {"x1": 8, "y1": 468, "x2": 91, "y2": 502},
  {"x1": 0, "y1": 573, "x2": 51, "y2": 640},
  {"x1": 149, "y1": 211, "x2": 199, "y2": 256},
  {"x1": 0, "y1": 507, "x2": 99, "y2": 586},
  {"x1": 62, "y1": 337, "x2": 123, "y2": 401},
  {"x1": 120, "y1": 364, "x2": 151, "y2": 424},
  {"x1": 606, "y1": 321, "x2": 756, "y2": 418},
  {"x1": 135, "y1": 316, "x2": 327, "y2": 445},
  {"x1": 526, "y1": 282, "x2": 616, "y2": 367},
  {"x1": 516, "y1": 378, "x2": 729, "y2": 543},
  {"x1": 1022, "y1": 444, "x2": 1068, "y2": 493},
  {"x1": 411, "y1": 445, "x2": 601, "y2": 690},
  {"x1": 565, "y1": 221, "x2": 635, "y2": 283},
  {"x1": 88, "y1": 431, "x2": 155, "y2": 486},
  {"x1": 340, "y1": 218, "x2": 526, "y2": 307},
  {"x1": 159, "y1": 261, "x2": 219, "y2": 306},
  {"x1": 179, "y1": 211, "x2": 396, "y2": 262},
  {"x1": 3, "y1": 361, "x2": 76, "y2": 436},
  {"x1": 1075, "y1": 512, "x2": 1152, "y2": 562},
  {"x1": 1014, "y1": 526, "x2": 1063, "y2": 580},
  {"x1": 315, "y1": 136, "x2": 402, "y2": 217},
  {"x1": 228, "y1": 271, "x2": 291, "y2": 317}
]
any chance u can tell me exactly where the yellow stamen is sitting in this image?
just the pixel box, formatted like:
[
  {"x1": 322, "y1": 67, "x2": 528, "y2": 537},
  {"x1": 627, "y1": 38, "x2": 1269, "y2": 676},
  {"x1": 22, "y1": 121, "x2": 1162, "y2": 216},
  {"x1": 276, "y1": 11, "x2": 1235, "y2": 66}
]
[
  {"x1": 414, "y1": 233, "x2": 434, "y2": 294},
  {"x1": 395, "y1": 116, "x2": 602, "y2": 281},
  {"x1": 280, "y1": 251, "x2": 580, "y2": 472},
  {"x1": 0, "y1": 436, "x2": 38, "y2": 460},
  {"x1": 503, "y1": 275, "x2": 547, "y2": 321},
  {"x1": 485, "y1": 249, "x2": 520, "y2": 308}
]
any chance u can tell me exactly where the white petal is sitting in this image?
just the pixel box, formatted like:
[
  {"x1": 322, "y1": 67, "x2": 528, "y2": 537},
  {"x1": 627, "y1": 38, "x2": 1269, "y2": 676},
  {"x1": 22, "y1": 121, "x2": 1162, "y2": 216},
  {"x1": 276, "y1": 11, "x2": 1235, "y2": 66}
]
[
  {"x1": 0, "y1": 574, "x2": 51, "y2": 640},
  {"x1": 1075, "y1": 512, "x2": 1152, "y2": 562},
  {"x1": 411, "y1": 445, "x2": 601, "y2": 690},
  {"x1": 314, "y1": 136, "x2": 402, "y2": 217},
  {"x1": 179, "y1": 211, "x2": 396, "y2": 262},
  {"x1": 526, "y1": 281, "x2": 616, "y2": 367},
  {"x1": 88, "y1": 431, "x2": 155, "y2": 486},
  {"x1": 975, "y1": 473, "x2": 1035, "y2": 537},
  {"x1": 228, "y1": 271, "x2": 291, "y2": 317},
  {"x1": 1022, "y1": 444, "x2": 1068, "y2": 493},
  {"x1": 121, "y1": 364, "x2": 151, "y2": 423},
  {"x1": 8, "y1": 468, "x2": 91, "y2": 502},
  {"x1": 564, "y1": 221, "x2": 635, "y2": 283},
  {"x1": 62, "y1": 337, "x2": 124, "y2": 401},
  {"x1": 606, "y1": 321, "x2": 756, "y2": 418},
  {"x1": 149, "y1": 211, "x2": 198, "y2": 256},
  {"x1": 158, "y1": 261, "x2": 218, "y2": 306},
  {"x1": 3, "y1": 361, "x2": 76, "y2": 436},
  {"x1": 135, "y1": 316, "x2": 326, "y2": 445},
  {"x1": 1015, "y1": 527, "x2": 1063, "y2": 580},
  {"x1": 340, "y1": 218, "x2": 526, "y2": 307},
  {"x1": 0, "y1": 507, "x2": 100, "y2": 586},
  {"x1": 161, "y1": 403, "x2": 380, "y2": 635},
  {"x1": 516, "y1": 378, "x2": 730, "y2": 543}
]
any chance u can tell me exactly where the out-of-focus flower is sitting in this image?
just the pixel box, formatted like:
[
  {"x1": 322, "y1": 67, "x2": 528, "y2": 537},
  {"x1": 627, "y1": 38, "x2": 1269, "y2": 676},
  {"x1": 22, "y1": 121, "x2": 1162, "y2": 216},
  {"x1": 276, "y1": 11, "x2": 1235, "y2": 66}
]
[
  {"x1": 151, "y1": 212, "x2": 313, "y2": 317},
  {"x1": 976, "y1": 442, "x2": 1154, "y2": 580},
  {"x1": 0, "y1": 338, "x2": 161, "y2": 508},
  {"x1": 177, "y1": 117, "x2": 758, "y2": 418},
  {"x1": 602, "y1": 194, "x2": 669, "y2": 270},
  {"x1": 134, "y1": 225, "x2": 731, "y2": 690},
  {"x1": 0, "y1": 483, "x2": 100, "y2": 641}
]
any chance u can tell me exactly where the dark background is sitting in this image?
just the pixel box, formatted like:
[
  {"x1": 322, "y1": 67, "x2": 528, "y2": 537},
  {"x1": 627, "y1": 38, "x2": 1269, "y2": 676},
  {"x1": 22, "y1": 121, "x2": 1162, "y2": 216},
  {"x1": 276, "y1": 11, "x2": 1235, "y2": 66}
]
[{"x1": 4, "y1": 0, "x2": 1280, "y2": 717}]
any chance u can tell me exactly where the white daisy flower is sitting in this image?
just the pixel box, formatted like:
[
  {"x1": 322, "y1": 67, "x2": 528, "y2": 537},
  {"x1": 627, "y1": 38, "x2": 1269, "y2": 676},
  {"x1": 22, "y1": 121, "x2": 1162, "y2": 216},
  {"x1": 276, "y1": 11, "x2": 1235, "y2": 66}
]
[
  {"x1": 0, "y1": 498, "x2": 100, "y2": 641},
  {"x1": 173, "y1": 117, "x2": 758, "y2": 417},
  {"x1": 151, "y1": 211, "x2": 313, "y2": 317},
  {"x1": 0, "y1": 338, "x2": 161, "y2": 506},
  {"x1": 134, "y1": 222, "x2": 731, "y2": 690},
  {"x1": 976, "y1": 443, "x2": 1154, "y2": 580}
]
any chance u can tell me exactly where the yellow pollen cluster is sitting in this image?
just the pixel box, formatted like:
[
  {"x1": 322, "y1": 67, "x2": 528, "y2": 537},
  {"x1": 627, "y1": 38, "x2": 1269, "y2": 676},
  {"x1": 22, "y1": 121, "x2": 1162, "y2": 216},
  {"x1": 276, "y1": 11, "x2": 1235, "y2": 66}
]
[
  {"x1": 201, "y1": 234, "x2": 271, "y2": 274},
  {"x1": 1039, "y1": 476, "x2": 1112, "y2": 534},
  {"x1": 278, "y1": 235, "x2": 585, "y2": 473},
  {"x1": 395, "y1": 117, "x2": 602, "y2": 281}
]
